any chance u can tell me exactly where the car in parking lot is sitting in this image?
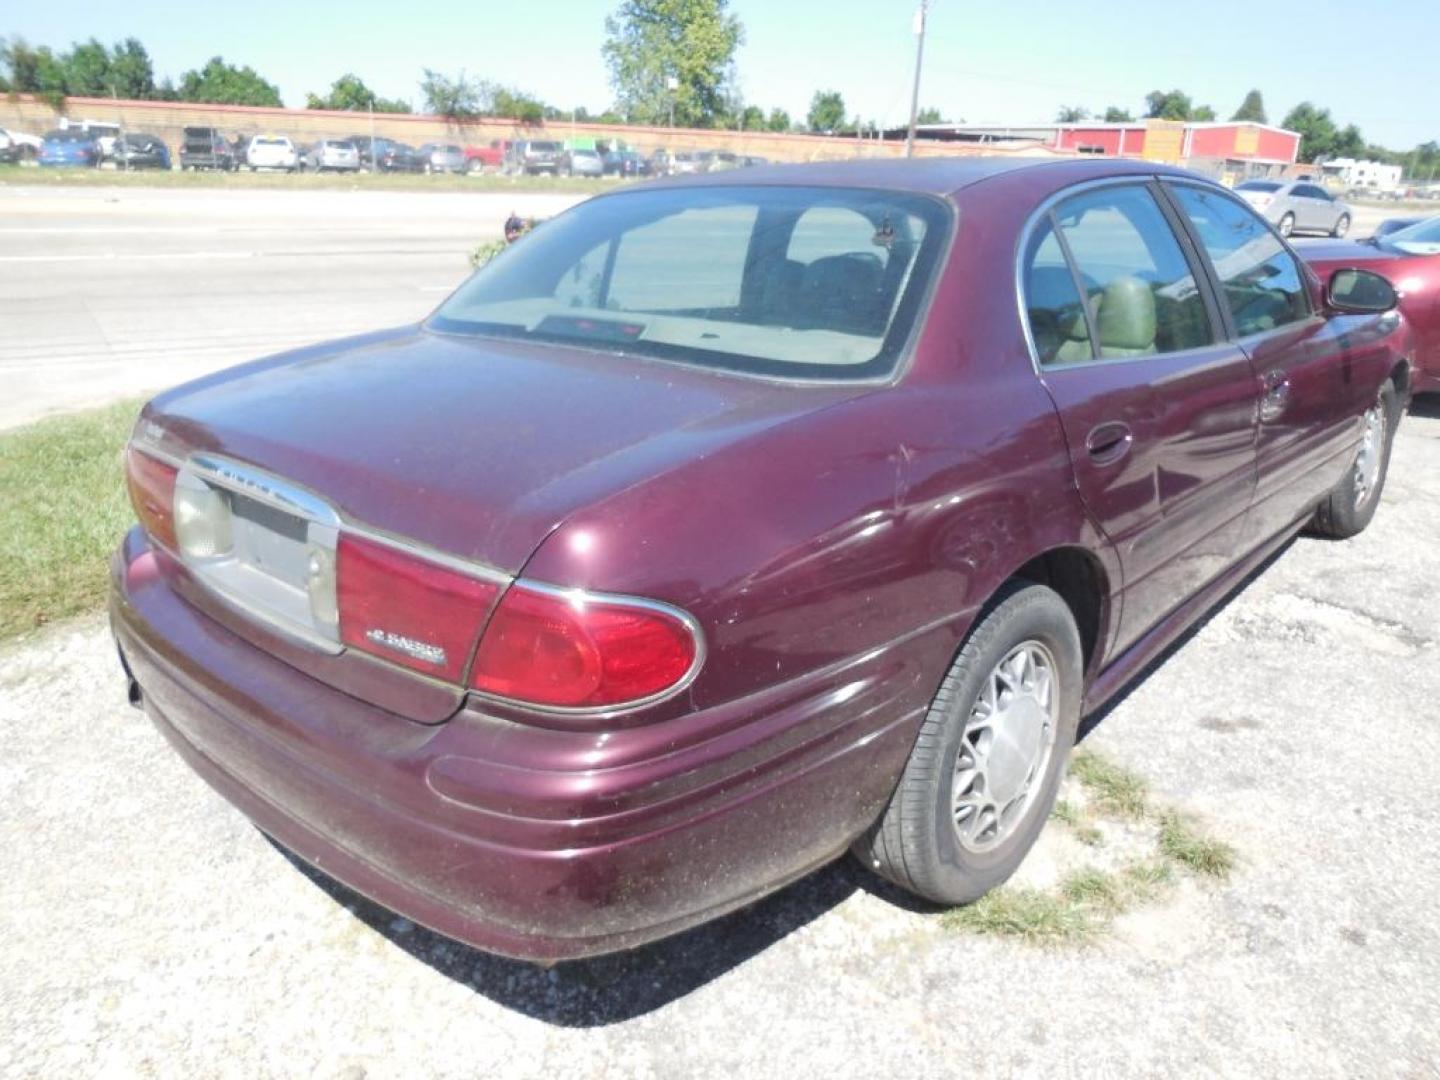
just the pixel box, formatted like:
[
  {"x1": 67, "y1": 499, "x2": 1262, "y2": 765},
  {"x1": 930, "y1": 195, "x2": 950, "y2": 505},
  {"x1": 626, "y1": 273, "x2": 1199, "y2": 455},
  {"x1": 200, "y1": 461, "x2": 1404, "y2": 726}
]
[
  {"x1": 417, "y1": 143, "x2": 466, "y2": 174},
  {"x1": 113, "y1": 158, "x2": 1410, "y2": 962},
  {"x1": 180, "y1": 127, "x2": 237, "y2": 171},
  {"x1": 0, "y1": 127, "x2": 41, "y2": 163},
  {"x1": 1295, "y1": 214, "x2": 1440, "y2": 395},
  {"x1": 245, "y1": 135, "x2": 299, "y2": 172},
  {"x1": 603, "y1": 149, "x2": 649, "y2": 177},
  {"x1": 302, "y1": 139, "x2": 360, "y2": 172},
  {"x1": 464, "y1": 140, "x2": 508, "y2": 174},
  {"x1": 111, "y1": 133, "x2": 171, "y2": 171},
  {"x1": 38, "y1": 129, "x2": 102, "y2": 168},
  {"x1": 1235, "y1": 179, "x2": 1352, "y2": 237},
  {"x1": 508, "y1": 139, "x2": 566, "y2": 176},
  {"x1": 563, "y1": 147, "x2": 606, "y2": 178}
]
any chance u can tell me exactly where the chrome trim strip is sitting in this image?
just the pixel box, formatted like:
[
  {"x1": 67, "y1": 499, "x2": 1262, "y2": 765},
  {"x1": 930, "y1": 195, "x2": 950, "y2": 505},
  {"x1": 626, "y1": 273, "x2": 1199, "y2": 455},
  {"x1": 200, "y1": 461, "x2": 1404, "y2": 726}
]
[{"x1": 467, "y1": 578, "x2": 708, "y2": 719}]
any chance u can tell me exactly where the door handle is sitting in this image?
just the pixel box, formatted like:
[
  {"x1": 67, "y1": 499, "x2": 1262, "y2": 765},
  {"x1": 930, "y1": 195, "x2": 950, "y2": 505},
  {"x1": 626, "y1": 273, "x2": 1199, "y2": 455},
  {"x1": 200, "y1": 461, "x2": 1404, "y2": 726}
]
[
  {"x1": 1261, "y1": 370, "x2": 1291, "y2": 422},
  {"x1": 1085, "y1": 421, "x2": 1133, "y2": 465}
]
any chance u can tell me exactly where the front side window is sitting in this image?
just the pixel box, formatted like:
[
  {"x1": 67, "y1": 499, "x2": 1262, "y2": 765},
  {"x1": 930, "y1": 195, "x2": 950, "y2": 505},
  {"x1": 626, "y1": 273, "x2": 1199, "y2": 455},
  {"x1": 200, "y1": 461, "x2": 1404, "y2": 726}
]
[
  {"x1": 1046, "y1": 184, "x2": 1214, "y2": 360},
  {"x1": 1166, "y1": 183, "x2": 1311, "y2": 337},
  {"x1": 430, "y1": 186, "x2": 949, "y2": 379}
]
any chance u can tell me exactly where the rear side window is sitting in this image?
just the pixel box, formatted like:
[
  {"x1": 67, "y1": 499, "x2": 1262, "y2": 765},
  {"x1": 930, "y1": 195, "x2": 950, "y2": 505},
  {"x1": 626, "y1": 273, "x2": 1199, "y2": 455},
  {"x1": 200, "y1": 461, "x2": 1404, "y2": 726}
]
[
  {"x1": 1038, "y1": 184, "x2": 1213, "y2": 361},
  {"x1": 1023, "y1": 222, "x2": 1093, "y2": 365},
  {"x1": 1166, "y1": 184, "x2": 1311, "y2": 337}
]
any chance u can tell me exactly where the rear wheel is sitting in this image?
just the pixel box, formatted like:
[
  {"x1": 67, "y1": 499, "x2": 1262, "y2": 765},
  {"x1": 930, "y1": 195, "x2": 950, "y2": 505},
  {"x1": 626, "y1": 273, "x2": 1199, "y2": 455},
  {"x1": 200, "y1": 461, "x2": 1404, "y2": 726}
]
[
  {"x1": 854, "y1": 581, "x2": 1083, "y2": 904},
  {"x1": 1278, "y1": 212, "x2": 1296, "y2": 237},
  {"x1": 1332, "y1": 213, "x2": 1351, "y2": 238},
  {"x1": 1311, "y1": 380, "x2": 1398, "y2": 539}
]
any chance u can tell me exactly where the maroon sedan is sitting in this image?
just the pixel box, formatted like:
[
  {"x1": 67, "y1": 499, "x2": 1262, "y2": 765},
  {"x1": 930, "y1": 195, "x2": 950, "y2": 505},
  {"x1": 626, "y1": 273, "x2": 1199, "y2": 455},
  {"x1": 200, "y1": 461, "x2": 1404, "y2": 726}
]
[
  {"x1": 112, "y1": 158, "x2": 1413, "y2": 961},
  {"x1": 1294, "y1": 216, "x2": 1440, "y2": 396}
]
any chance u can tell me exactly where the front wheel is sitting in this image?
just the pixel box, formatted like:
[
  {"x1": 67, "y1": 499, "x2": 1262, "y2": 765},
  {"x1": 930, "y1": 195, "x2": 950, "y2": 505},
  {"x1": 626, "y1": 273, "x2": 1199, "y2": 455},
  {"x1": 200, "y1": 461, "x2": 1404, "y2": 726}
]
[
  {"x1": 1332, "y1": 213, "x2": 1351, "y2": 238},
  {"x1": 1311, "y1": 380, "x2": 1398, "y2": 539},
  {"x1": 1278, "y1": 212, "x2": 1296, "y2": 238},
  {"x1": 854, "y1": 581, "x2": 1083, "y2": 904}
]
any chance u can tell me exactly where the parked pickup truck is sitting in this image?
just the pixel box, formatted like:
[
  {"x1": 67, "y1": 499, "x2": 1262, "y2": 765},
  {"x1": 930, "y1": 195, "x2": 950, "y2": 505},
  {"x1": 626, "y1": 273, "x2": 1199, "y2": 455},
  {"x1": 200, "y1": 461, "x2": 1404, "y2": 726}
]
[{"x1": 463, "y1": 140, "x2": 507, "y2": 174}]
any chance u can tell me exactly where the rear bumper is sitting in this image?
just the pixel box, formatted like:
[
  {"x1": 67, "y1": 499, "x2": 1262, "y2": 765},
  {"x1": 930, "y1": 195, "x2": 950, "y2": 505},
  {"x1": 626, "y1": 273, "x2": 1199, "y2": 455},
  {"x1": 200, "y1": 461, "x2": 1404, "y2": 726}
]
[{"x1": 111, "y1": 528, "x2": 930, "y2": 960}]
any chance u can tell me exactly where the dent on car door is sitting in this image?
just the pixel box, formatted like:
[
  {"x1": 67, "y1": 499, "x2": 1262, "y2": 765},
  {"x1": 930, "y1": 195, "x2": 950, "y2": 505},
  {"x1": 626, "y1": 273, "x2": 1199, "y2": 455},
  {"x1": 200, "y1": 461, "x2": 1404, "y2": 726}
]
[
  {"x1": 1023, "y1": 181, "x2": 1259, "y2": 656},
  {"x1": 1163, "y1": 181, "x2": 1370, "y2": 543}
]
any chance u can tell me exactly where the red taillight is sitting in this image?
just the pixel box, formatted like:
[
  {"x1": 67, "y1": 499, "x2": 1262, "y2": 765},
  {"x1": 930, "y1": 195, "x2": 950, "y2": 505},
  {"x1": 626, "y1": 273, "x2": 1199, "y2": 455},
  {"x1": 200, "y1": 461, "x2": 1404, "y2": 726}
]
[
  {"x1": 125, "y1": 446, "x2": 178, "y2": 550},
  {"x1": 336, "y1": 534, "x2": 499, "y2": 682},
  {"x1": 470, "y1": 585, "x2": 698, "y2": 709}
]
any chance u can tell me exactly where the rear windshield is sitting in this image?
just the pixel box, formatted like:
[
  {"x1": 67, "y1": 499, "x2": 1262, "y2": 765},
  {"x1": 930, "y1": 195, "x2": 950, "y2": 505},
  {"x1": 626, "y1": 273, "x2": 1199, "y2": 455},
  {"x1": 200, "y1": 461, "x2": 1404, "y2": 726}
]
[
  {"x1": 254, "y1": 138, "x2": 287, "y2": 146},
  {"x1": 528, "y1": 141, "x2": 562, "y2": 152},
  {"x1": 1236, "y1": 181, "x2": 1281, "y2": 192},
  {"x1": 429, "y1": 185, "x2": 950, "y2": 380},
  {"x1": 324, "y1": 140, "x2": 354, "y2": 149},
  {"x1": 45, "y1": 130, "x2": 91, "y2": 142}
]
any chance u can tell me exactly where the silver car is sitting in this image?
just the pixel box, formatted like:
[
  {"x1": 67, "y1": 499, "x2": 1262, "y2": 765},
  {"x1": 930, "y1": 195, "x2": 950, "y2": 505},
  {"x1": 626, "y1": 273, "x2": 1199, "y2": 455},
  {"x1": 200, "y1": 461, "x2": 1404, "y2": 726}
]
[
  {"x1": 303, "y1": 139, "x2": 359, "y2": 172},
  {"x1": 564, "y1": 148, "x2": 605, "y2": 178},
  {"x1": 417, "y1": 143, "x2": 466, "y2": 174},
  {"x1": 1234, "y1": 179, "x2": 1352, "y2": 238}
]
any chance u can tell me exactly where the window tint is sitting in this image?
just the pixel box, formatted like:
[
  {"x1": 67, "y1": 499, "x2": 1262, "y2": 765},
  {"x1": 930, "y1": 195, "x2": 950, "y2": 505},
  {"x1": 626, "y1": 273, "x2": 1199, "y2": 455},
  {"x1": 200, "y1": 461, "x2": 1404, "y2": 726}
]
[
  {"x1": 1167, "y1": 184, "x2": 1311, "y2": 337},
  {"x1": 1050, "y1": 185, "x2": 1213, "y2": 359},
  {"x1": 1236, "y1": 181, "x2": 1280, "y2": 193},
  {"x1": 1022, "y1": 221, "x2": 1093, "y2": 364}
]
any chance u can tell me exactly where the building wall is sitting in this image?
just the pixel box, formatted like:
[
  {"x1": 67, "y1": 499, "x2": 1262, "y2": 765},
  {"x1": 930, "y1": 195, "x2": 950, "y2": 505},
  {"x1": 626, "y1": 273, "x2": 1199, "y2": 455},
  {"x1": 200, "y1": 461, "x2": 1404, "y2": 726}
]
[{"x1": 0, "y1": 94, "x2": 1069, "y2": 165}]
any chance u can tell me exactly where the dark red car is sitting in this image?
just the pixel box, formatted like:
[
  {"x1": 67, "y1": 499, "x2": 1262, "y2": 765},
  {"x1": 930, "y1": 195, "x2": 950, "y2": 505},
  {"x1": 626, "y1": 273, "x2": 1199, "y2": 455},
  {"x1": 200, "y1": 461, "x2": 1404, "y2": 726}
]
[
  {"x1": 112, "y1": 158, "x2": 1413, "y2": 961},
  {"x1": 1294, "y1": 216, "x2": 1440, "y2": 396}
]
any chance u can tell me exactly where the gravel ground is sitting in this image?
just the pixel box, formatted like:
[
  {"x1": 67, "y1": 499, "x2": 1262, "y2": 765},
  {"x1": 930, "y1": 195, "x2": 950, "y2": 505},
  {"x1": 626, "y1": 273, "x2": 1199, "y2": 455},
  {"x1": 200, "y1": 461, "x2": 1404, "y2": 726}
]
[{"x1": 2, "y1": 404, "x2": 1438, "y2": 1079}]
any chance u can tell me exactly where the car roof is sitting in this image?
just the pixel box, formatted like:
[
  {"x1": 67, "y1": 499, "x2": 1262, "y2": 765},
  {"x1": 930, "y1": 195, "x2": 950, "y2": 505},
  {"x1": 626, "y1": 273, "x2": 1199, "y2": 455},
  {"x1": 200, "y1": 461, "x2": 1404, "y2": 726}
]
[{"x1": 640, "y1": 155, "x2": 1206, "y2": 198}]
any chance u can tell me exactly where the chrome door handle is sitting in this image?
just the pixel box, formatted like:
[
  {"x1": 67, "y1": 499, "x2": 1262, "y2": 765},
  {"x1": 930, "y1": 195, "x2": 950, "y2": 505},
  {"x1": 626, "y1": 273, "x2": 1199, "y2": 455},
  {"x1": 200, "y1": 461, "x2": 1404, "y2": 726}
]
[
  {"x1": 1085, "y1": 421, "x2": 1133, "y2": 465},
  {"x1": 1261, "y1": 371, "x2": 1291, "y2": 422}
]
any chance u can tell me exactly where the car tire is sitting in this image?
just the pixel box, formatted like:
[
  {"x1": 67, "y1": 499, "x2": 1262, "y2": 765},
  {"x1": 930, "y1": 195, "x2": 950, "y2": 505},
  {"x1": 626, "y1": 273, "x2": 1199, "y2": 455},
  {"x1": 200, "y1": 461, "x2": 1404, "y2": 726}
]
[
  {"x1": 1311, "y1": 380, "x2": 1399, "y2": 539},
  {"x1": 1278, "y1": 212, "x2": 1296, "y2": 238},
  {"x1": 1332, "y1": 214, "x2": 1351, "y2": 238},
  {"x1": 853, "y1": 581, "x2": 1083, "y2": 905}
]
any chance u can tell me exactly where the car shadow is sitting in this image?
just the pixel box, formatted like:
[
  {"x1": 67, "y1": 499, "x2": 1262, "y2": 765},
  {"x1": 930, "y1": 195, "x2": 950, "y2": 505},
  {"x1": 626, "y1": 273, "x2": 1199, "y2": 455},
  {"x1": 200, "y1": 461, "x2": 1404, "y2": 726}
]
[
  {"x1": 263, "y1": 533, "x2": 1300, "y2": 1025},
  {"x1": 267, "y1": 836, "x2": 933, "y2": 1026},
  {"x1": 1408, "y1": 395, "x2": 1440, "y2": 420}
]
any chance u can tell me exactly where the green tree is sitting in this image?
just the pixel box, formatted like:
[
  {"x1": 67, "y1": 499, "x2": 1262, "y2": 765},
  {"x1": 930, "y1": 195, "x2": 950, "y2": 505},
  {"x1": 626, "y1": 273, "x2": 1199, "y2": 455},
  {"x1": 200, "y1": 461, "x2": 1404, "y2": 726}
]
[
  {"x1": 1102, "y1": 106, "x2": 1133, "y2": 122},
  {"x1": 419, "y1": 69, "x2": 482, "y2": 121},
  {"x1": 63, "y1": 38, "x2": 112, "y2": 97},
  {"x1": 108, "y1": 38, "x2": 157, "y2": 99},
  {"x1": 1230, "y1": 88, "x2": 1267, "y2": 123},
  {"x1": 306, "y1": 73, "x2": 410, "y2": 113},
  {"x1": 1191, "y1": 104, "x2": 1216, "y2": 121},
  {"x1": 178, "y1": 56, "x2": 282, "y2": 106},
  {"x1": 488, "y1": 84, "x2": 547, "y2": 124},
  {"x1": 916, "y1": 106, "x2": 945, "y2": 125},
  {"x1": 1, "y1": 38, "x2": 69, "y2": 108},
  {"x1": 1281, "y1": 101, "x2": 1339, "y2": 162},
  {"x1": 765, "y1": 106, "x2": 790, "y2": 132},
  {"x1": 1055, "y1": 105, "x2": 1088, "y2": 123},
  {"x1": 739, "y1": 104, "x2": 766, "y2": 131},
  {"x1": 602, "y1": 0, "x2": 743, "y2": 128},
  {"x1": 1331, "y1": 123, "x2": 1365, "y2": 160},
  {"x1": 807, "y1": 89, "x2": 846, "y2": 133},
  {"x1": 1144, "y1": 89, "x2": 1217, "y2": 122}
]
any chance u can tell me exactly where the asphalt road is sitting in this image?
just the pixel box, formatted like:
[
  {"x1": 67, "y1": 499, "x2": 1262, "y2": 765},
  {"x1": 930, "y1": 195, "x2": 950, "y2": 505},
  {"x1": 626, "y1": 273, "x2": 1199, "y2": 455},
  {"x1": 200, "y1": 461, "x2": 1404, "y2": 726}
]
[
  {"x1": 2, "y1": 406, "x2": 1438, "y2": 1077},
  {"x1": 0, "y1": 185, "x2": 583, "y2": 430}
]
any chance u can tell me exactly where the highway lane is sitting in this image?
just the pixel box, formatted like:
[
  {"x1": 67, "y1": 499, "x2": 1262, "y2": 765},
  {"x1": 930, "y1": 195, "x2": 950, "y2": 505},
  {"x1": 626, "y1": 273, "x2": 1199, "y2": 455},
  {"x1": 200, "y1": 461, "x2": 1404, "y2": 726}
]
[{"x1": 0, "y1": 186, "x2": 583, "y2": 429}]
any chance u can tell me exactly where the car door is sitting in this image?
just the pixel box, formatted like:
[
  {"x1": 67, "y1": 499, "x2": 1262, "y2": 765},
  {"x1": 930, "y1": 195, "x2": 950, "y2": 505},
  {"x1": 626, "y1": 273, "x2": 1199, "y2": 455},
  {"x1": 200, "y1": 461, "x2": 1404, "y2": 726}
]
[
  {"x1": 1163, "y1": 180, "x2": 1371, "y2": 544},
  {"x1": 1022, "y1": 179, "x2": 1260, "y2": 655}
]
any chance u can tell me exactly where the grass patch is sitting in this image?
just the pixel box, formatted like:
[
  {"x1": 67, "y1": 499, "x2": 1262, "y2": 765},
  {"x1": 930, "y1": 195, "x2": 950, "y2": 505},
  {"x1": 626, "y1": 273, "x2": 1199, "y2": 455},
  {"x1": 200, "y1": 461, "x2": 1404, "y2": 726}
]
[
  {"x1": 942, "y1": 887, "x2": 1096, "y2": 944},
  {"x1": 1070, "y1": 749, "x2": 1150, "y2": 819},
  {"x1": 1051, "y1": 798, "x2": 1104, "y2": 846},
  {"x1": 1157, "y1": 811, "x2": 1238, "y2": 879},
  {"x1": 0, "y1": 163, "x2": 628, "y2": 196},
  {"x1": 0, "y1": 399, "x2": 142, "y2": 642}
]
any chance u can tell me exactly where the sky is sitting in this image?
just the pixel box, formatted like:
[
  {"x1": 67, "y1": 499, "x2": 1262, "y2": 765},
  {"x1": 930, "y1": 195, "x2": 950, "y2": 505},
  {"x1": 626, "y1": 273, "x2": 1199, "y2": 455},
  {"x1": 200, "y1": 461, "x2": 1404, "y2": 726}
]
[{"x1": 7, "y1": 0, "x2": 1436, "y2": 149}]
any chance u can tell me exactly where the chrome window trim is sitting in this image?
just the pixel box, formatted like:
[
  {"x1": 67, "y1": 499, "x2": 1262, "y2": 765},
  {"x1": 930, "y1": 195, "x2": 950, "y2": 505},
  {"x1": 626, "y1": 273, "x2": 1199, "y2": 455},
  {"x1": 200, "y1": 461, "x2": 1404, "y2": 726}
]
[
  {"x1": 466, "y1": 578, "x2": 708, "y2": 719},
  {"x1": 1013, "y1": 173, "x2": 1227, "y2": 376}
]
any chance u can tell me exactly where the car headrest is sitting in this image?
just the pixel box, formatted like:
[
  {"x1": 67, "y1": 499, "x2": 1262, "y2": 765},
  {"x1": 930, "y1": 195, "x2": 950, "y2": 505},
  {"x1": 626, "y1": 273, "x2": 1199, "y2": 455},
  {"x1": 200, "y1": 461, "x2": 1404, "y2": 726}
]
[{"x1": 1096, "y1": 276, "x2": 1156, "y2": 354}]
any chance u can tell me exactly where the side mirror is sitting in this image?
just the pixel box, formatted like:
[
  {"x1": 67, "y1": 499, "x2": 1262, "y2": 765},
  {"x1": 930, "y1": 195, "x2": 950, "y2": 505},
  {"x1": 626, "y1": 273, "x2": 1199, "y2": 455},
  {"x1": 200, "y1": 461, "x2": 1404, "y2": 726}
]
[{"x1": 1326, "y1": 268, "x2": 1398, "y2": 314}]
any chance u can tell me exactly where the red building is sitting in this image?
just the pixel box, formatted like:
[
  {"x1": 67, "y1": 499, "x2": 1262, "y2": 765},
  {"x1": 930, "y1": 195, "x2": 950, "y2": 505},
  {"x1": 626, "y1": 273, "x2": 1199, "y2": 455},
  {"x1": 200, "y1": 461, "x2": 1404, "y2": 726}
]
[{"x1": 913, "y1": 120, "x2": 1300, "y2": 175}]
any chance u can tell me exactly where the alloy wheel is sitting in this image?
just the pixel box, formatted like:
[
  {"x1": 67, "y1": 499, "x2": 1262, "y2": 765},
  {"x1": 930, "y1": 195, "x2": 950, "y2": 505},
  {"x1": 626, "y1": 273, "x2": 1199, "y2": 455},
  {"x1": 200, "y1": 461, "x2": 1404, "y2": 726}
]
[{"x1": 1353, "y1": 401, "x2": 1385, "y2": 507}]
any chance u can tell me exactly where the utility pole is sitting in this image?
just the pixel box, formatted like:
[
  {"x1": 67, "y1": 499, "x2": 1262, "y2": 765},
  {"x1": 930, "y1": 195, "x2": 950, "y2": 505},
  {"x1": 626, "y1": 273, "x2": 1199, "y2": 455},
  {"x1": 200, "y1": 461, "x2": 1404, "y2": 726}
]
[{"x1": 904, "y1": 0, "x2": 929, "y2": 159}]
